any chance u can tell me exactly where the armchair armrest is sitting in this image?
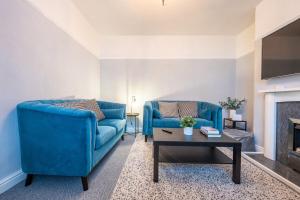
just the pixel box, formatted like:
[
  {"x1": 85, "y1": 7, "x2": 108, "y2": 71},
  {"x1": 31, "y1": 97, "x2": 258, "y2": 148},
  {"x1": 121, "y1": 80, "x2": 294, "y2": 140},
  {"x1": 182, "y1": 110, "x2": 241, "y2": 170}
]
[
  {"x1": 143, "y1": 101, "x2": 153, "y2": 135},
  {"x1": 17, "y1": 102, "x2": 97, "y2": 177}
]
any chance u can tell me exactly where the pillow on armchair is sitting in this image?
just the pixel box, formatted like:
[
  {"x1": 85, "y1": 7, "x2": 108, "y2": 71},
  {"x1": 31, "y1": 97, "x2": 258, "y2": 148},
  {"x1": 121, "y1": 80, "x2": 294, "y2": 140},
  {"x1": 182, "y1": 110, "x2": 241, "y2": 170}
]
[{"x1": 158, "y1": 102, "x2": 179, "y2": 118}]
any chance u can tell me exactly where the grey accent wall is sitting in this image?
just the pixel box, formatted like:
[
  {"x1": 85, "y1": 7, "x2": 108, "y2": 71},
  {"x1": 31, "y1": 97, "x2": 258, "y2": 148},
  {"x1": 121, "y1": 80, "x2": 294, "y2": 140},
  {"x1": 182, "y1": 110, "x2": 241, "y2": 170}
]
[
  {"x1": 236, "y1": 52, "x2": 254, "y2": 131},
  {"x1": 0, "y1": 0, "x2": 100, "y2": 183},
  {"x1": 100, "y1": 59, "x2": 236, "y2": 126}
]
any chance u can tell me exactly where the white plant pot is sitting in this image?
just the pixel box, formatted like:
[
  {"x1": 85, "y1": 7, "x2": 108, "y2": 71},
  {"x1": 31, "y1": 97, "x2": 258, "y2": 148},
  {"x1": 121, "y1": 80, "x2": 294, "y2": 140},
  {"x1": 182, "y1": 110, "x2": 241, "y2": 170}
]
[
  {"x1": 229, "y1": 110, "x2": 236, "y2": 119},
  {"x1": 184, "y1": 127, "x2": 193, "y2": 135}
]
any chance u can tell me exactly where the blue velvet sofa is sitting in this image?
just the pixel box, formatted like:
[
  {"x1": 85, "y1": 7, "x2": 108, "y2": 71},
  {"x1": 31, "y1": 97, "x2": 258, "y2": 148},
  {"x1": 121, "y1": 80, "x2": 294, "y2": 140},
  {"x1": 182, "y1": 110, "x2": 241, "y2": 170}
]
[
  {"x1": 143, "y1": 101, "x2": 222, "y2": 142},
  {"x1": 17, "y1": 99, "x2": 126, "y2": 191}
]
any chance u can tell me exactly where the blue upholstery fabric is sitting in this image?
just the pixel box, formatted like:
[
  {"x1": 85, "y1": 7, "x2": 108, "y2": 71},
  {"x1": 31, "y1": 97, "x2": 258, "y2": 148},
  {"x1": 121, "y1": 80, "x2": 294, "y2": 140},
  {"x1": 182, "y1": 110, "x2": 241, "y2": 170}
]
[
  {"x1": 17, "y1": 99, "x2": 126, "y2": 178},
  {"x1": 153, "y1": 109, "x2": 161, "y2": 119},
  {"x1": 95, "y1": 126, "x2": 116, "y2": 150},
  {"x1": 101, "y1": 108, "x2": 124, "y2": 119},
  {"x1": 98, "y1": 119, "x2": 126, "y2": 133},
  {"x1": 153, "y1": 118, "x2": 213, "y2": 128},
  {"x1": 143, "y1": 100, "x2": 222, "y2": 136}
]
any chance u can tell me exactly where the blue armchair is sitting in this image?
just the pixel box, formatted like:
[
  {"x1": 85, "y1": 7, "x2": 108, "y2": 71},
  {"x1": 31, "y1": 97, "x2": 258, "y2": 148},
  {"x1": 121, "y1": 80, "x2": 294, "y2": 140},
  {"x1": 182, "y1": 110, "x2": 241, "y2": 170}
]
[
  {"x1": 143, "y1": 101, "x2": 223, "y2": 142},
  {"x1": 17, "y1": 99, "x2": 126, "y2": 191}
]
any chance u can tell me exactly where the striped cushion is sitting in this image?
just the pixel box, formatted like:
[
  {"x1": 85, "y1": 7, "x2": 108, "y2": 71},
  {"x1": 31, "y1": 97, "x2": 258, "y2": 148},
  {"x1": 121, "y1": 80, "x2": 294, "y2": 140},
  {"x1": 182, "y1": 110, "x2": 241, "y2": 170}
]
[
  {"x1": 158, "y1": 102, "x2": 179, "y2": 118},
  {"x1": 55, "y1": 99, "x2": 105, "y2": 121},
  {"x1": 178, "y1": 102, "x2": 198, "y2": 118}
]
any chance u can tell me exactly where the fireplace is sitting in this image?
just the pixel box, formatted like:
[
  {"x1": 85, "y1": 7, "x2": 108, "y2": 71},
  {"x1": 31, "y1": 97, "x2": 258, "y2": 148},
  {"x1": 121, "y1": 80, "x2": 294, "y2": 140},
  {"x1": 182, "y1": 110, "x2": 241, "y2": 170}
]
[
  {"x1": 288, "y1": 119, "x2": 300, "y2": 171},
  {"x1": 276, "y1": 102, "x2": 300, "y2": 164},
  {"x1": 260, "y1": 88, "x2": 300, "y2": 160}
]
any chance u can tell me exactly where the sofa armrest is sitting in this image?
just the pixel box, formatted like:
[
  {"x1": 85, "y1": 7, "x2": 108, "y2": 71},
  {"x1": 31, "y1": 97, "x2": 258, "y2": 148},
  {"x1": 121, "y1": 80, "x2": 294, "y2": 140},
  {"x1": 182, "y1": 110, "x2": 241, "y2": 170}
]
[
  {"x1": 142, "y1": 101, "x2": 153, "y2": 135},
  {"x1": 208, "y1": 103, "x2": 223, "y2": 132},
  {"x1": 17, "y1": 102, "x2": 97, "y2": 177},
  {"x1": 97, "y1": 101, "x2": 126, "y2": 119}
]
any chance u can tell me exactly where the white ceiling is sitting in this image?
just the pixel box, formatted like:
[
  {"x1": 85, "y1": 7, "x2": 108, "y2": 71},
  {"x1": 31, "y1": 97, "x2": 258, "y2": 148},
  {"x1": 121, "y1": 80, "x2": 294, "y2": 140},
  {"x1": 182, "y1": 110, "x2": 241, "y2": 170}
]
[{"x1": 72, "y1": 0, "x2": 262, "y2": 35}]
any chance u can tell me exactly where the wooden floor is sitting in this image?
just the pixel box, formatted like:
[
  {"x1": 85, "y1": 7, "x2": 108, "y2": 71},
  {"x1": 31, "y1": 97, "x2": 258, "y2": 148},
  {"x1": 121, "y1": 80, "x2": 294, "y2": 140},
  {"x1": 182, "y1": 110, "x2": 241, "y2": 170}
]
[{"x1": 246, "y1": 154, "x2": 300, "y2": 187}]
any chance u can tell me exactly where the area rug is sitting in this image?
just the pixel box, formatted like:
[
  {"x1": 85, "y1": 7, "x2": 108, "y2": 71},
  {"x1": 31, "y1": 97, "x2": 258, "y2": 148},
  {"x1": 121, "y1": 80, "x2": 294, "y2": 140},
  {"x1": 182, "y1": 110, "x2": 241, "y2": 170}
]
[{"x1": 110, "y1": 135, "x2": 300, "y2": 200}]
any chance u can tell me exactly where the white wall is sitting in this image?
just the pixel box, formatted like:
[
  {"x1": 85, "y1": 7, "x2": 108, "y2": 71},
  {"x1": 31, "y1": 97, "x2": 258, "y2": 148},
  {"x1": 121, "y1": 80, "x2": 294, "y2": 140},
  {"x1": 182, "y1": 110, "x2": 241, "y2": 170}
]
[
  {"x1": 253, "y1": 0, "x2": 300, "y2": 148},
  {"x1": 235, "y1": 25, "x2": 255, "y2": 131},
  {"x1": 255, "y1": 0, "x2": 300, "y2": 39},
  {"x1": 99, "y1": 35, "x2": 236, "y2": 59},
  {"x1": 0, "y1": 0, "x2": 100, "y2": 193},
  {"x1": 26, "y1": 0, "x2": 100, "y2": 58}
]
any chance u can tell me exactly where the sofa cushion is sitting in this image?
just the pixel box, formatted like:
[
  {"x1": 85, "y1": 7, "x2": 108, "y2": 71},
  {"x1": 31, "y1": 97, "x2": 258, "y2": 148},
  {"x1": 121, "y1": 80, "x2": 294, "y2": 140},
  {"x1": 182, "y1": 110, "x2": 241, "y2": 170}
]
[
  {"x1": 55, "y1": 99, "x2": 105, "y2": 121},
  {"x1": 178, "y1": 102, "x2": 198, "y2": 118},
  {"x1": 101, "y1": 108, "x2": 124, "y2": 119},
  {"x1": 158, "y1": 102, "x2": 179, "y2": 118},
  {"x1": 98, "y1": 119, "x2": 126, "y2": 133},
  {"x1": 153, "y1": 118, "x2": 213, "y2": 128},
  {"x1": 95, "y1": 126, "x2": 116, "y2": 149}
]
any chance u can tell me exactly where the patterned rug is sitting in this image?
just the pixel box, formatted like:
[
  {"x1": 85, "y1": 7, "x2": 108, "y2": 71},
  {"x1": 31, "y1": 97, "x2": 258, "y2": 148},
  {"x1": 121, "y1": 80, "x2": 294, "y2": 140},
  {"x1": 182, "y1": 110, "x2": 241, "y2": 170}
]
[{"x1": 111, "y1": 135, "x2": 300, "y2": 200}]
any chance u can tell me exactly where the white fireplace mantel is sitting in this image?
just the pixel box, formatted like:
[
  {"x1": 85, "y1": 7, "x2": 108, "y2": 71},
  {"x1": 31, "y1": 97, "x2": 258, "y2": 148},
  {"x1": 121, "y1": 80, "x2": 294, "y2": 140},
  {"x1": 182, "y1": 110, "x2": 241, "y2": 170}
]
[{"x1": 259, "y1": 87, "x2": 300, "y2": 160}]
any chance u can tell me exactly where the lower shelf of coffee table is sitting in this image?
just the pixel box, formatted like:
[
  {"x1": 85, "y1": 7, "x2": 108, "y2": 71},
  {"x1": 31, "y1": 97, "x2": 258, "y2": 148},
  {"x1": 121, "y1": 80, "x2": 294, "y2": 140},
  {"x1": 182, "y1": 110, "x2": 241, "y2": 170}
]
[{"x1": 158, "y1": 146, "x2": 232, "y2": 164}]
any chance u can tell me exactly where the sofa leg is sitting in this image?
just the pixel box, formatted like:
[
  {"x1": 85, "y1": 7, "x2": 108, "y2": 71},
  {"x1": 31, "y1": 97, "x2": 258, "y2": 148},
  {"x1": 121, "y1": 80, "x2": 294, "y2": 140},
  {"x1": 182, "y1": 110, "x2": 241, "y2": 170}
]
[
  {"x1": 81, "y1": 176, "x2": 88, "y2": 191},
  {"x1": 145, "y1": 135, "x2": 148, "y2": 142},
  {"x1": 25, "y1": 174, "x2": 33, "y2": 187},
  {"x1": 121, "y1": 135, "x2": 124, "y2": 141}
]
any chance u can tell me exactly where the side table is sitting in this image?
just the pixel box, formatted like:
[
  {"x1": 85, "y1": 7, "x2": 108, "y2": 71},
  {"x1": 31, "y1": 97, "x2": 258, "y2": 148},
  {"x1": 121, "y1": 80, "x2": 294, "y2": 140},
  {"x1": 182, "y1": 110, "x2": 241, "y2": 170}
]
[
  {"x1": 126, "y1": 113, "x2": 139, "y2": 137},
  {"x1": 223, "y1": 118, "x2": 247, "y2": 131}
]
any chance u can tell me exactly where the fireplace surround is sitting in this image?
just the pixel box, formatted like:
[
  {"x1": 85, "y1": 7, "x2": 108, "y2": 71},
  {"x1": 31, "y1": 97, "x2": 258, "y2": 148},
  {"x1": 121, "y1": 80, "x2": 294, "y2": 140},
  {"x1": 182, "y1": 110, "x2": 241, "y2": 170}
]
[
  {"x1": 260, "y1": 87, "x2": 300, "y2": 160},
  {"x1": 276, "y1": 102, "x2": 300, "y2": 164}
]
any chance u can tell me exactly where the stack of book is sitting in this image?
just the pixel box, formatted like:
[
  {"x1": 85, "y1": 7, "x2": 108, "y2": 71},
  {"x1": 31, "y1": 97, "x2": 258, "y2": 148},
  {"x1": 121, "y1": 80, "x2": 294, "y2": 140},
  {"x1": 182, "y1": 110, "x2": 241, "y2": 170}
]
[{"x1": 200, "y1": 126, "x2": 221, "y2": 137}]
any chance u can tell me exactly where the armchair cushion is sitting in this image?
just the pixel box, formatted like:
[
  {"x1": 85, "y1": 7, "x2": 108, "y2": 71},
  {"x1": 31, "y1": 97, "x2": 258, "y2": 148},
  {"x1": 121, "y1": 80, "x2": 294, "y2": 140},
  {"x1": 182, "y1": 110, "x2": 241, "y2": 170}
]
[
  {"x1": 98, "y1": 119, "x2": 126, "y2": 133},
  {"x1": 95, "y1": 126, "x2": 116, "y2": 149},
  {"x1": 101, "y1": 108, "x2": 125, "y2": 119}
]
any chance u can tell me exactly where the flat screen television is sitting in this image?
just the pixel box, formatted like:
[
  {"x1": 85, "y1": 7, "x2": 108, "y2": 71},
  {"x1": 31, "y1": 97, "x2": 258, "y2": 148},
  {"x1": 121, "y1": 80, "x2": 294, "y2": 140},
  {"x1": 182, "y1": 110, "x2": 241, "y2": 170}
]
[{"x1": 262, "y1": 18, "x2": 300, "y2": 79}]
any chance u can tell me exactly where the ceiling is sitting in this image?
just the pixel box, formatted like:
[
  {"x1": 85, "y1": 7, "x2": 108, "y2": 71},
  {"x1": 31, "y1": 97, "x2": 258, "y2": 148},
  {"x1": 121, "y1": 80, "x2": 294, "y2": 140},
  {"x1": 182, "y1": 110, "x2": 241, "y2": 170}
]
[{"x1": 72, "y1": 0, "x2": 262, "y2": 35}]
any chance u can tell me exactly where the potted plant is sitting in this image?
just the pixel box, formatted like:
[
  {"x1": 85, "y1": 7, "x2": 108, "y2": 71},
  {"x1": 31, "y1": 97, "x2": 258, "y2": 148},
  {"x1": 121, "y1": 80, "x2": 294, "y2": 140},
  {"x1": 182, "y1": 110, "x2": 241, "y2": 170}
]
[
  {"x1": 180, "y1": 116, "x2": 196, "y2": 135},
  {"x1": 219, "y1": 97, "x2": 246, "y2": 119}
]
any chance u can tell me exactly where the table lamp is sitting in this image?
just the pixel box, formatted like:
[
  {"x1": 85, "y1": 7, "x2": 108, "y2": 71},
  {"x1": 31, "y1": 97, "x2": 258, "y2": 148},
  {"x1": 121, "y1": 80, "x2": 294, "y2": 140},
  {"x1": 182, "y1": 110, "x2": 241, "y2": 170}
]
[{"x1": 130, "y1": 96, "x2": 136, "y2": 114}]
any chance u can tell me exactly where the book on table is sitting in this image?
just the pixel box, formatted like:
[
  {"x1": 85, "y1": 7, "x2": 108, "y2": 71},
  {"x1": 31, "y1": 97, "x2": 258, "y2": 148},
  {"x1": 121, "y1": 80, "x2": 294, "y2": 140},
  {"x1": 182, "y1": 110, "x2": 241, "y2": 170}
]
[{"x1": 200, "y1": 127, "x2": 221, "y2": 137}]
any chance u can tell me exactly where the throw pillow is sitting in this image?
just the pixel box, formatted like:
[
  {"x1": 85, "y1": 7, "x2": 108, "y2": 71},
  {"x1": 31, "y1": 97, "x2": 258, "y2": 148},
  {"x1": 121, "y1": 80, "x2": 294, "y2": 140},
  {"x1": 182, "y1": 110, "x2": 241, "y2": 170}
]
[
  {"x1": 153, "y1": 108, "x2": 161, "y2": 119},
  {"x1": 101, "y1": 108, "x2": 124, "y2": 119},
  {"x1": 55, "y1": 99, "x2": 105, "y2": 121},
  {"x1": 158, "y1": 102, "x2": 179, "y2": 118},
  {"x1": 178, "y1": 102, "x2": 198, "y2": 118}
]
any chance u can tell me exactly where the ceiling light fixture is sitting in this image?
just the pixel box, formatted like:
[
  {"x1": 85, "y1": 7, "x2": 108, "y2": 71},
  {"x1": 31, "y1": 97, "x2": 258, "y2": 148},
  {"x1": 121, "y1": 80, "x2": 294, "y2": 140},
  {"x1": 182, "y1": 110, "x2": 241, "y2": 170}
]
[{"x1": 162, "y1": 0, "x2": 165, "y2": 6}]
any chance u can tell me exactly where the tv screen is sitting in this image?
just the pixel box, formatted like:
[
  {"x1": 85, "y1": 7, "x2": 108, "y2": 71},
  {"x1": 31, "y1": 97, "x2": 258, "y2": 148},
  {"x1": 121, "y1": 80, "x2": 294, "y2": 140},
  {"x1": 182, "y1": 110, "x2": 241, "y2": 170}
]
[{"x1": 262, "y1": 18, "x2": 300, "y2": 79}]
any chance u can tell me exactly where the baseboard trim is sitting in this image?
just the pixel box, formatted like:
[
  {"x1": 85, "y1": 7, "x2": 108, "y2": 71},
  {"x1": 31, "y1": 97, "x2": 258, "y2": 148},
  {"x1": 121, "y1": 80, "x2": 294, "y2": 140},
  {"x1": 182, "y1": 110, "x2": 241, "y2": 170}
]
[
  {"x1": 0, "y1": 170, "x2": 26, "y2": 194},
  {"x1": 242, "y1": 153, "x2": 300, "y2": 194},
  {"x1": 255, "y1": 145, "x2": 264, "y2": 153}
]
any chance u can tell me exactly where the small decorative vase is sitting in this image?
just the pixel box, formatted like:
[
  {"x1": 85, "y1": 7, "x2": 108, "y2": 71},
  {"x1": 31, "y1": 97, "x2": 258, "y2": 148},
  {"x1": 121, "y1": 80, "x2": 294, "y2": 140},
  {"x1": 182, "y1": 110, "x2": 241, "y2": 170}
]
[
  {"x1": 229, "y1": 109, "x2": 236, "y2": 119},
  {"x1": 184, "y1": 127, "x2": 193, "y2": 135}
]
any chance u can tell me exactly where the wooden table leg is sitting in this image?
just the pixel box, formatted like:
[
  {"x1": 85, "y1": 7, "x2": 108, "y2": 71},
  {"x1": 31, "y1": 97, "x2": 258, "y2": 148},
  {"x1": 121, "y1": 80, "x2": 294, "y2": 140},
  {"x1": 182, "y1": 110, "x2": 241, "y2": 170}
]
[
  {"x1": 153, "y1": 143, "x2": 159, "y2": 182},
  {"x1": 232, "y1": 144, "x2": 241, "y2": 184}
]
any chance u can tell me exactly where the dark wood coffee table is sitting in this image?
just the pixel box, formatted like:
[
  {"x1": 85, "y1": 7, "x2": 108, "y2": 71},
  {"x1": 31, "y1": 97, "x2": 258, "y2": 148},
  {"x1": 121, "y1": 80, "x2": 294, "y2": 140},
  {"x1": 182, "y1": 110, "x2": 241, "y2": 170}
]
[{"x1": 153, "y1": 128, "x2": 242, "y2": 184}]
